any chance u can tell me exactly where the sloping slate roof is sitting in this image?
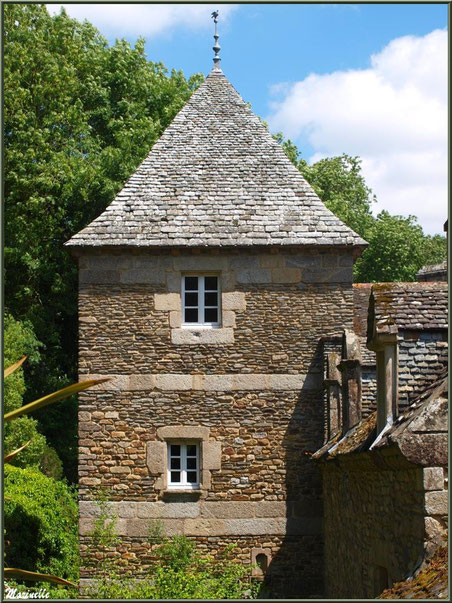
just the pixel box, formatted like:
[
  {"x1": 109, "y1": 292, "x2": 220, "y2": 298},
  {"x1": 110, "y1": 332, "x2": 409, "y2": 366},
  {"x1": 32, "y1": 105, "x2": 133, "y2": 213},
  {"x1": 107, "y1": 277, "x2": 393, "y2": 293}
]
[
  {"x1": 313, "y1": 368, "x2": 448, "y2": 463},
  {"x1": 370, "y1": 282, "x2": 448, "y2": 333},
  {"x1": 416, "y1": 261, "x2": 447, "y2": 281},
  {"x1": 312, "y1": 412, "x2": 376, "y2": 460},
  {"x1": 373, "y1": 368, "x2": 448, "y2": 466},
  {"x1": 66, "y1": 68, "x2": 367, "y2": 248}
]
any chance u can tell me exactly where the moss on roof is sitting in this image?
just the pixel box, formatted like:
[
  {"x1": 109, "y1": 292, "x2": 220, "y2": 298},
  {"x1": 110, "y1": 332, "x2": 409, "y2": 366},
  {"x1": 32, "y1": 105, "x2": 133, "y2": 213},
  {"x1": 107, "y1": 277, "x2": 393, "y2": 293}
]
[{"x1": 378, "y1": 545, "x2": 448, "y2": 599}]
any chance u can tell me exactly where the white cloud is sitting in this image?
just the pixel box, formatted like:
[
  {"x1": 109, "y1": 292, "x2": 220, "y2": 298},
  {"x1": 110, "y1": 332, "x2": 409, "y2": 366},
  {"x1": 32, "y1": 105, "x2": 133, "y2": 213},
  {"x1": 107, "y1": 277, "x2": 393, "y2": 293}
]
[
  {"x1": 47, "y1": 4, "x2": 237, "y2": 38},
  {"x1": 267, "y1": 29, "x2": 447, "y2": 235}
]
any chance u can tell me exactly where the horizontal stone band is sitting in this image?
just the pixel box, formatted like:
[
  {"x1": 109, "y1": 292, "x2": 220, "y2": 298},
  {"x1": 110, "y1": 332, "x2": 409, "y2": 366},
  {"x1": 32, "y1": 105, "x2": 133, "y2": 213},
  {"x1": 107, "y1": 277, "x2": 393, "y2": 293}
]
[
  {"x1": 79, "y1": 372, "x2": 321, "y2": 391},
  {"x1": 79, "y1": 503, "x2": 322, "y2": 538}
]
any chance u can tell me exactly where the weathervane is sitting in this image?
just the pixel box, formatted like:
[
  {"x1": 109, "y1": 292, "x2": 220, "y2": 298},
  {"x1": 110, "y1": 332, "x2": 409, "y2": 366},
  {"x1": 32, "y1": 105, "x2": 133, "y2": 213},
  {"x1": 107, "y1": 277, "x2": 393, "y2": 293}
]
[{"x1": 211, "y1": 10, "x2": 221, "y2": 68}]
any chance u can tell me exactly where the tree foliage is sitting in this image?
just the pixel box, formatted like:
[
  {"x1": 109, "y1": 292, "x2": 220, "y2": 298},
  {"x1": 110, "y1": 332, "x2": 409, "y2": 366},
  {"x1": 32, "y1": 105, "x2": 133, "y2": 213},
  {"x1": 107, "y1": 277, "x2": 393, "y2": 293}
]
[
  {"x1": 4, "y1": 314, "x2": 47, "y2": 469},
  {"x1": 301, "y1": 154, "x2": 376, "y2": 240},
  {"x1": 276, "y1": 134, "x2": 446, "y2": 282},
  {"x1": 4, "y1": 3, "x2": 203, "y2": 480},
  {"x1": 354, "y1": 211, "x2": 426, "y2": 282}
]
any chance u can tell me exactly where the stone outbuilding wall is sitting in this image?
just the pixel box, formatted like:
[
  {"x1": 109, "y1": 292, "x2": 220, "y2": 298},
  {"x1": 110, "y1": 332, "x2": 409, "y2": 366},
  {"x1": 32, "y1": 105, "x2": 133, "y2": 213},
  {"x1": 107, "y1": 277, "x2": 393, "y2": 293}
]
[
  {"x1": 316, "y1": 369, "x2": 448, "y2": 599},
  {"x1": 322, "y1": 450, "x2": 447, "y2": 598}
]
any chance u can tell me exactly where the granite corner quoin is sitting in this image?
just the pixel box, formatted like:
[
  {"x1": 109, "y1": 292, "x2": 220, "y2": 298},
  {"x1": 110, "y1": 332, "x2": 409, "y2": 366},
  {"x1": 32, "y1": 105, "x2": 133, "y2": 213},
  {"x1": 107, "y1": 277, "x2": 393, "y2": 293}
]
[{"x1": 66, "y1": 67, "x2": 367, "y2": 598}]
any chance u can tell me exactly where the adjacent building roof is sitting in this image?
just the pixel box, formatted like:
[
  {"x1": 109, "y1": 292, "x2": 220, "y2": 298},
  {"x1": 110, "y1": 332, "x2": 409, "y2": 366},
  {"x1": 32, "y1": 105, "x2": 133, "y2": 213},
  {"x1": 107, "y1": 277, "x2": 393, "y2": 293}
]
[
  {"x1": 416, "y1": 261, "x2": 447, "y2": 282},
  {"x1": 368, "y1": 282, "x2": 448, "y2": 344},
  {"x1": 313, "y1": 368, "x2": 448, "y2": 465},
  {"x1": 373, "y1": 368, "x2": 447, "y2": 467},
  {"x1": 66, "y1": 68, "x2": 367, "y2": 249}
]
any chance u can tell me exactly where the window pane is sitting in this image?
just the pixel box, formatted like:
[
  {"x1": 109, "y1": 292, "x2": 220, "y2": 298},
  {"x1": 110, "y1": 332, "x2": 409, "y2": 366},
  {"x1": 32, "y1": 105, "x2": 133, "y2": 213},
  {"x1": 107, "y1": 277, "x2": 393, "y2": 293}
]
[
  {"x1": 187, "y1": 457, "x2": 197, "y2": 470},
  {"x1": 204, "y1": 276, "x2": 218, "y2": 290},
  {"x1": 185, "y1": 276, "x2": 198, "y2": 291},
  {"x1": 204, "y1": 292, "x2": 218, "y2": 306},
  {"x1": 184, "y1": 308, "x2": 198, "y2": 323},
  {"x1": 170, "y1": 444, "x2": 181, "y2": 456},
  {"x1": 186, "y1": 445, "x2": 197, "y2": 457},
  {"x1": 204, "y1": 308, "x2": 218, "y2": 323},
  {"x1": 170, "y1": 471, "x2": 181, "y2": 483},
  {"x1": 185, "y1": 292, "x2": 198, "y2": 307},
  {"x1": 187, "y1": 471, "x2": 198, "y2": 483},
  {"x1": 171, "y1": 457, "x2": 181, "y2": 470}
]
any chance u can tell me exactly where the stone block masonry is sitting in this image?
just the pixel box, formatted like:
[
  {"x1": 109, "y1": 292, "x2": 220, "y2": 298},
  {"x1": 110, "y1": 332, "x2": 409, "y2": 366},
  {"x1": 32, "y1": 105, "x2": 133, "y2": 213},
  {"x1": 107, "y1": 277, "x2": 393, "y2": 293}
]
[
  {"x1": 77, "y1": 246, "x2": 355, "y2": 597},
  {"x1": 78, "y1": 247, "x2": 354, "y2": 376},
  {"x1": 322, "y1": 451, "x2": 448, "y2": 599}
]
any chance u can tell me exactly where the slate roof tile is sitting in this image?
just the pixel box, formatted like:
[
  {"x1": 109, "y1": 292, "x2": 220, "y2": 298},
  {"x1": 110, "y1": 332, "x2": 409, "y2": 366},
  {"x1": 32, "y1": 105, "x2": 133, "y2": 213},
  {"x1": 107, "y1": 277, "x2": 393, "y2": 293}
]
[
  {"x1": 370, "y1": 282, "x2": 448, "y2": 333},
  {"x1": 66, "y1": 69, "x2": 367, "y2": 249}
]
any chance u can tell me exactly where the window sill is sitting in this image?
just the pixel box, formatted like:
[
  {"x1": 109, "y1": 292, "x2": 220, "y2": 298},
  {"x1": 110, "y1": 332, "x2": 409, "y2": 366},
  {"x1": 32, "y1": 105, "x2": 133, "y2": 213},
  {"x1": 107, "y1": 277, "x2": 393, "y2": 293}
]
[
  {"x1": 162, "y1": 489, "x2": 202, "y2": 501},
  {"x1": 171, "y1": 327, "x2": 234, "y2": 345}
]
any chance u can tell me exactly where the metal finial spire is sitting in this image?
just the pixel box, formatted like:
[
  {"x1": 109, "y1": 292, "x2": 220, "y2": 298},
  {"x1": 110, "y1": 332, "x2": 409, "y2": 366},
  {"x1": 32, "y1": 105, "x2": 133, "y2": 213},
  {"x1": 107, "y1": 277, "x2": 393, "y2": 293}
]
[{"x1": 211, "y1": 10, "x2": 221, "y2": 69}]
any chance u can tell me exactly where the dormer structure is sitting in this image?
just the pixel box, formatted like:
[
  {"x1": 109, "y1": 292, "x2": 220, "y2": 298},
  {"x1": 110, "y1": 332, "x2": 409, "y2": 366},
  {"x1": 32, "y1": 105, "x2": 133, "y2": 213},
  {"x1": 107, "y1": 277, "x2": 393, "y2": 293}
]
[{"x1": 69, "y1": 60, "x2": 366, "y2": 597}]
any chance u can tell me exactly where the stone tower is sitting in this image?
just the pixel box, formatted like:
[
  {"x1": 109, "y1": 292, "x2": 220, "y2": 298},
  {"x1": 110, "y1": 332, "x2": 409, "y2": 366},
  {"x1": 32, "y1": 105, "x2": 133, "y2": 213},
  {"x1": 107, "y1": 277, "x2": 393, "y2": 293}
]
[{"x1": 67, "y1": 61, "x2": 366, "y2": 597}]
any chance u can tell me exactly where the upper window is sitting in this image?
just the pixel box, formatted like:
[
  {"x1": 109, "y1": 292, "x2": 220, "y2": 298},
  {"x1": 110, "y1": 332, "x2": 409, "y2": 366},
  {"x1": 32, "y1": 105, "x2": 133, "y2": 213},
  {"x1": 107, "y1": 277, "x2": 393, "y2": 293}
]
[
  {"x1": 167, "y1": 442, "x2": 200, "y2": 489},
  {"x1": 182, "y1": 275, "x2": 220, "y2": 327}
]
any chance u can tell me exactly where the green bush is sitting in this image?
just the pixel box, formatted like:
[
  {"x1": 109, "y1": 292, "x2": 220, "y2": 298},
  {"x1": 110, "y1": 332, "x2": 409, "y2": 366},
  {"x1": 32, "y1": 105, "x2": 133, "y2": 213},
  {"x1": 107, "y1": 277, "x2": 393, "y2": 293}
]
[
  {"x1": 39, "y1": 444, "x2": 64, "y2": 480},
  {"x1": 3, "y1": 313, "x2": 50, "y2": 470},
  {"x1": 4, "y1": 416, "x2": 47, "y2": 469},
  {"x1": 4, "y1": 313, "x2": 42, "y2": 414},
  {"x1": 86, "y1": 503, "x2": 257, "y2": 599},
  {"x1": 4, "y1": 465, "x2": 78, "y2": 581}
]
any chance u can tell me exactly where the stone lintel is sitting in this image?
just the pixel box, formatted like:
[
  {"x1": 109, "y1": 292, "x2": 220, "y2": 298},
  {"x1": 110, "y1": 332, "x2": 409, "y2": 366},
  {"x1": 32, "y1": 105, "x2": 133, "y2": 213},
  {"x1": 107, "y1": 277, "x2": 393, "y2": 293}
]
[
  {"x1": 269, "y1": 374, "x2": 305, "y2": 390},
  {"x1": 79, "y1": 500, "x2": 320, "y2": 524},
  {"x1": 155, "y1": 374, "x2": 192, "y2": 390},
  {"x1": 173, "y1": 257, "x2": 227, "y2": 271},
  {"x1": 157, "y1": 425, "x2": 210, "y2": 441}
]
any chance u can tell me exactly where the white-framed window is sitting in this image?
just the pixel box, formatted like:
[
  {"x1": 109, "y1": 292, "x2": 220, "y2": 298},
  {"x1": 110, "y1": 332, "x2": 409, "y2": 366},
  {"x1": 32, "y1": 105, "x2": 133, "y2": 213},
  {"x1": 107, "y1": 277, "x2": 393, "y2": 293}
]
[
  {"x1": 167, "y1": 442, "x2": 200, "y2": 489},
  {"x1": 182, "y1": 275, "x2": 220, "y2": 327}
]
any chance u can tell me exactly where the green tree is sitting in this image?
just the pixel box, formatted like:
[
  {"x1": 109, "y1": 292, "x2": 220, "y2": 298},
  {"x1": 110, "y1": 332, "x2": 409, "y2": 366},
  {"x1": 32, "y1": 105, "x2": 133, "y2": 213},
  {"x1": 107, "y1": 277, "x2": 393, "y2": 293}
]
[
  {"x1": 354, "y1": 211, "x2": 426, "y2": 282},
  {"x1": 301, "y1": 154, "x2": 376, "y2": 240},
  {"x1": 272, "y1": 132, "x2": 307, "y2": 172},
  {"x1": 4, "y1": 3, "x2": 203, "y2": 480},
  {"x1": 275, "y1": 134, "x2": 446, "y2": 282},
  {"x1": 4, "y1": 314, "x2": 47, "y2": 469},
  {"x1": 421, "y1": 234, "x2": 447, "y2": 267}
]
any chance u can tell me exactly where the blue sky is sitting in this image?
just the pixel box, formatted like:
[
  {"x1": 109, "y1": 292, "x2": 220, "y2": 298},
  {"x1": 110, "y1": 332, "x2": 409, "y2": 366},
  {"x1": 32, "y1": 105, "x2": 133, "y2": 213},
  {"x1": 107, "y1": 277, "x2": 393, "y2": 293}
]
[{"x1": 47, "y1": 3, "x2": 448, "y2": 235}]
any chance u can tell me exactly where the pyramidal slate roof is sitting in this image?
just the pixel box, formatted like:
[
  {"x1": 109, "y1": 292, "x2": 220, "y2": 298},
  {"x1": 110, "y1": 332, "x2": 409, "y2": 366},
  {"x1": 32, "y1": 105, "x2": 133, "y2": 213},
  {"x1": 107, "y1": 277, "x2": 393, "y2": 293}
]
[{"x1": 66, "y1": 68, "x2": 367, "y2": 249}]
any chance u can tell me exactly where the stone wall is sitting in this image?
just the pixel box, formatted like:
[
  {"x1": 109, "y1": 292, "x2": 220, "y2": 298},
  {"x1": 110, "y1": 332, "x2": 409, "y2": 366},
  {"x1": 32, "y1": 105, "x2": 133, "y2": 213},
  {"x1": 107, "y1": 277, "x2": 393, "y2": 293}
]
[
  {"x1": 77, "y1": 246, "x2": 355, "y2": 597},
  {"x1": 322, "y1": 452, "x2": 448, "y2": 599}
]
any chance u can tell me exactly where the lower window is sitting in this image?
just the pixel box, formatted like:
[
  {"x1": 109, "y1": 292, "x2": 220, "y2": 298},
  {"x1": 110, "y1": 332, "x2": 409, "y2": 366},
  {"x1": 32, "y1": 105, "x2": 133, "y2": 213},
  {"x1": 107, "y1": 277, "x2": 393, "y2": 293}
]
[{"x1": 167, "y1": 442, "x2": 200, "y2": 489}]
